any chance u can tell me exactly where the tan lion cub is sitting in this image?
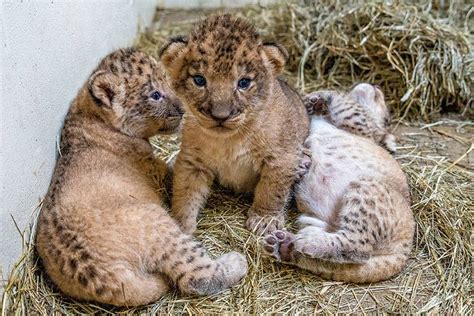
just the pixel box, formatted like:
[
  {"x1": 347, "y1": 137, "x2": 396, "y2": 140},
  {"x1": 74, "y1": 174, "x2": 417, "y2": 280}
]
[
  {"x1": 160, "y1": 14, "x2": 310, "y2": 235},
  {"x1": 263, "y1": 84, "x2": 414, "y2": 283},
  {"x1": 36, "y1": 48, "x2": 248, "y2": 306}
]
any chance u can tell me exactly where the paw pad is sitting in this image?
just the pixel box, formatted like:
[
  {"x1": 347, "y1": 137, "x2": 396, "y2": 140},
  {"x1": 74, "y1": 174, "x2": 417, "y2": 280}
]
[
  {"x1": 304, "y1": 93, "x2": 328, "y2": 115},
  {"x1": 262, "y1": 230, "x2": 296, "y2": 262}
]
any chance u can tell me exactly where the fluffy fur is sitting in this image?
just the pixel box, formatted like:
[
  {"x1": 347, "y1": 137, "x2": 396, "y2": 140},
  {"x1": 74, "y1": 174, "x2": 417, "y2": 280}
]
[
  {"x1": 36, "y1": 48, "x2": 247, "y2": 306},
  {"x1": 160, "y1": 14, "x2": 310, "y2": 235},
  {"x1": 263, "y1": 84, "x2": 414, "y2": 283}
]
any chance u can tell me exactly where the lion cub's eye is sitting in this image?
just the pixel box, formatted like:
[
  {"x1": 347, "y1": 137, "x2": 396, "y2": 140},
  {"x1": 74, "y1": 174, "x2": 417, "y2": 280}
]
[
  {"x1": 193, "y1": 75, "x2": 206, "y2": 87},
  {"x1": 238, "y1": 78, "x2": 251, "y2": 90},
  {"x1": 150, "y1": 91, "x2": 162, "y2": 101}
]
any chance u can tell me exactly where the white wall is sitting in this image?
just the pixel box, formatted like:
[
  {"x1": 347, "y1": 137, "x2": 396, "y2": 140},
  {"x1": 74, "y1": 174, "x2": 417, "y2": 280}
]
[{"x1": 0, "y1": 0, "x2": 156, "y2": 281}]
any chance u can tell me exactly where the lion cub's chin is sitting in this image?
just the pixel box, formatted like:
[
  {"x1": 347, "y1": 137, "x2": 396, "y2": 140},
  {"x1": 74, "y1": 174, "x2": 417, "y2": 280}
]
[
  {"x1": 153, "y1": 117, "x2": 182, "y2": 135},
  {"x1": 195, "y1": 117, "x2": 244, "y2": 137},
  {"x1": 199, "y1": 124, "x2": 240, "y2": 137}
]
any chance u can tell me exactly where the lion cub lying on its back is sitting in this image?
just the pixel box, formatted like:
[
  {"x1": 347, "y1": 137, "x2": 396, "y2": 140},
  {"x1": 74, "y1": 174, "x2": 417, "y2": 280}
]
[
  {"x1": 160, "y1": 14, "x2": 310, "y2": 235},
  {"x1": 263, "y1": 84, "x2": 414, "y2": 283},
  {"x1": 36, "y1": 48, "x2": 247, "y2": 306}
]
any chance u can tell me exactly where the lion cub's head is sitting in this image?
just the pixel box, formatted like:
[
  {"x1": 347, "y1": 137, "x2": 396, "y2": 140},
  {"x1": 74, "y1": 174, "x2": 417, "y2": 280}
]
[
  {"x1": 87, "y1": 48, "x2": 184, "y2": 139},
  {"x1": 159, "y1": 14, "x2": 288, "y2": 134},
  {"x1": 349, "y1": 83, "x2": 396, "y2": 152},
  {"x1": 348, "y1": 83, "x2": 391, "y2": 130}
]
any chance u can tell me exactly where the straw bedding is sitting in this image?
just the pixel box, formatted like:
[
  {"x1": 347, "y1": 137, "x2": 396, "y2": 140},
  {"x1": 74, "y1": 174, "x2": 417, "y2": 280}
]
[{"x1": 2, "y1": 1, "x2": 472, "y2": 314}]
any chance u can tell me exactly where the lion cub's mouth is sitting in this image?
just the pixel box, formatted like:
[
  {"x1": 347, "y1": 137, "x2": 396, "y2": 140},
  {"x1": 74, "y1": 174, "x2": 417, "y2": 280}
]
[
  {"x1": 192, "y1": 111, "x2": 244, "y2": 133},
  {"x1": 211, "y1": 118, "x2": 243, "y2": 131},
  {"x1": 157, "y1": 116, "x2": 182, "y2": 134},
  {"x1": 211, "y1": 125, "x2": 233, "y2": 132}
]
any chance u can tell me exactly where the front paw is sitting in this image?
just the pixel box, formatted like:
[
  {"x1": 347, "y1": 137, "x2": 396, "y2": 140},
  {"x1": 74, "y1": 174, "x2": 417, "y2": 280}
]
[
  {"x1": 295, "y1": 144, "x2": 312, "y2": 182},
  {"x1": 262, "y1": 230, "x2": 296, "y2": 262},
  {"x1": 176, "y1": 218, "x2": 197, "y2": 235},
  {"x1": 246, "y1": 212, "x2": 284, "y2": 236},
  {"x1": 303, "y1": 92, "x2": 329, "y2": 115}
]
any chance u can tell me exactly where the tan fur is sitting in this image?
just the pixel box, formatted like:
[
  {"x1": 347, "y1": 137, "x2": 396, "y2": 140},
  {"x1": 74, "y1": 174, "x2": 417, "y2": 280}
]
[
  {"x1": 35, "y1": 48, "x2": 247, "y2": 306},
  {"x1": 160, "y1": 14, "x2": 310, "y2": 235},
  {"x1": 263, "y1": 83, "x2": 414, "y2": 283}
]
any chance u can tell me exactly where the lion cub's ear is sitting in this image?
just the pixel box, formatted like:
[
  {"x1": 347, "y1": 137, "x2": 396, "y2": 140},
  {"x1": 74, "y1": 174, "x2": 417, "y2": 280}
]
[
  {"x1": 88, "y1": 70, "x2": 125, "y2": 108},
  {"x1": 349, "y1": 83, "x2": 375, "y2": 105},
  {"x1": 261, "y1": 42, "x2": 289, "y2": 75},
  {"x1": 159, "y1": 36, "x2": 188, "y2": 72}
]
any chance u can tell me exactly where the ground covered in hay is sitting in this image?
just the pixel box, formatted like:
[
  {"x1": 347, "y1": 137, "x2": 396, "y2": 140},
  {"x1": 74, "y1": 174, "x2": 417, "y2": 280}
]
[
  {"x1": 2, "y1": 1, "x2": 472, "y2": 314},
  {"x1": 2, "y1": 120, "x2": 472, "y2": 314}
]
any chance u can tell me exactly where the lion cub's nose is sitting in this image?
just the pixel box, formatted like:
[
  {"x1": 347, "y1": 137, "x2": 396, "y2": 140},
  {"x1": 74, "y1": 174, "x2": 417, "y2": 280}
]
[{"x1": 209, "y1": 107, "x2": 234, "y2": 123}]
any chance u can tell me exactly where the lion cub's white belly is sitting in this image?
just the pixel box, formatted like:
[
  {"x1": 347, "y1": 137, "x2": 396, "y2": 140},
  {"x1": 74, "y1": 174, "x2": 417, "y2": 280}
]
[
  {"x1": 204, "y1": 139, "x2": 260, "y2": 193},
  {"x1": 297, "y1": 118, "x2": 387, "y2": 219}
]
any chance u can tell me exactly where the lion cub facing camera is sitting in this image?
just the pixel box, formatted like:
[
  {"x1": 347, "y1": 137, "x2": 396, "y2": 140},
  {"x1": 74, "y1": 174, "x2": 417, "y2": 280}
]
[
  {"x1": 263, "y1": 84, "x2": 414, "y2": 283},
  {"x1": 160, "y1": 14, "x2": 310, "y2": 236},
  {"x1": 36, "y1": 48, "x2": 247, "y2": 306}
]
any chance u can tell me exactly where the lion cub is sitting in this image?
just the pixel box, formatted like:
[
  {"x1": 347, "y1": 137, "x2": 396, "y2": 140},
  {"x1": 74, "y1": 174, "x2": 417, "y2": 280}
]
[
  {"x1": 35, "y1": 48, "x2": 247, "y2": 306},
  {"x1": 263, "y1": 84, "x2": 414, "y2": 283},
  {"x1": 160, "y1": 14, "x2": 310, "y2": 235}
]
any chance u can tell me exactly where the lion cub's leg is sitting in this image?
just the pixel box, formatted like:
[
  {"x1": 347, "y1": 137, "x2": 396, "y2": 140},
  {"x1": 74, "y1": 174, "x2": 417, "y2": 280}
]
[
  {"x1": 114, "y1": 206, "x2": 247, "y2": 300},
  {"x1": 150, "y1": 210, "x2": 247, "y2": 296},
  {"x1": 171, "y1": 150, "x2": 214, "y2": 234},
  {"x1": 377, "y1": 131, "x2": 397, "y2": 154},
  {"x1": 247, "y1": 151, "x2": 308, "y2": 235},
  {"x1": 89, "y1": 268, "x2": 170, "y2": 306},
  {"x1": 263, "y1": 229, "x2": 410, "y2": 283},
  {"x1": 305, "y1": 87, "x2": 398, "y2": 154},
  {"x1": 262, "y1": 179, "x2": 413, "y2": 283},
  {"x1": 41, "y1": 204, "x2": 247, "y2": 306}
]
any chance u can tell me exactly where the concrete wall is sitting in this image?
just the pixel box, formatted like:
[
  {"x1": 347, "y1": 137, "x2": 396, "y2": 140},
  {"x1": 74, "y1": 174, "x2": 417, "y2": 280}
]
[{"x1": 0, "y1": 0, "x2": 156, "y2": 281}]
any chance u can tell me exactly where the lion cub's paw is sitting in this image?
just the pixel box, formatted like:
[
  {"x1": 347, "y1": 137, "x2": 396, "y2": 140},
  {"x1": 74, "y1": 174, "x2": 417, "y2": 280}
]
[
  {"x1": 303, "y1": 92, "x2": 329, "y2": 115},
  {"x1": 246, "y1": 213, "x2": 284, "y2": 236},
  {"x1": 262, "y1": 230, "x2": 296, "y2": 262},
  {"x1": 295, "y1": 145, "x2": 312, "y2": 182},
  {"x1": 175, "y1": 218, "x2": 197, "y2": 235},
  {"x1": 216, "y1": 251, "x2": 248, "y2": 283}
]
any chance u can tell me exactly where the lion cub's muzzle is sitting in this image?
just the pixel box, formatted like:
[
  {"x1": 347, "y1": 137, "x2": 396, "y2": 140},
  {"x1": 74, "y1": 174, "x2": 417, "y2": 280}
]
[
  {"x1": 201, "y1": 105, "x2": 241, "y2": 126},
  {"x1": 159, "y1": 102, "x2": 184, "y2": 133},
  {"x1": 169, "y1": 101, "x2": 185, "y2": 117}
]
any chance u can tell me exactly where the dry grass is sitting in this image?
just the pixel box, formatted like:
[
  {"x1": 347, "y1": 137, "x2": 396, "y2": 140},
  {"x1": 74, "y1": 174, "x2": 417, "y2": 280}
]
[
  {"x1": 2, "y1": 1, "x2": 473, "y2": 314},
  {"x1": 250, "y1": 0, "x2": 473, "y2": 121}
]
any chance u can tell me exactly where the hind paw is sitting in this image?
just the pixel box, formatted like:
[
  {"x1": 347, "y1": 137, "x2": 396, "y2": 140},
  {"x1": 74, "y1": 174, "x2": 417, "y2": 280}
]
[{"x1": 262, "y1": 230, "x2": 296, "y2": 262}]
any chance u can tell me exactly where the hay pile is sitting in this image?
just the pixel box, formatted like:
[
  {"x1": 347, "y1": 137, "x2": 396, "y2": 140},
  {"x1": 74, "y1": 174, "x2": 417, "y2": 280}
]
[
  {"x1": 2, "y1": 1, "x2": 473, "y2": 314},
  {"x1": 248, "y1": 0, "x2": 473, "y2": 121}
]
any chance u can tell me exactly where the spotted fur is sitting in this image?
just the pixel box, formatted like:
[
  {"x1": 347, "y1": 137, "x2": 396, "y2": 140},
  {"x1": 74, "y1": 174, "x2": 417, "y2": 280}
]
[
  {"x1": 36, "y1": 48, "x2": 247, "y2": 306},
  {"x1": 263, "y1": 83, "x2": 414, "y2": 283},
  {"x1": 304, "y1": 84, "x2": 397, "y2": 153},
  {"x1": 160, "y1": 14, "x2": 310, "y2": 235}
]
